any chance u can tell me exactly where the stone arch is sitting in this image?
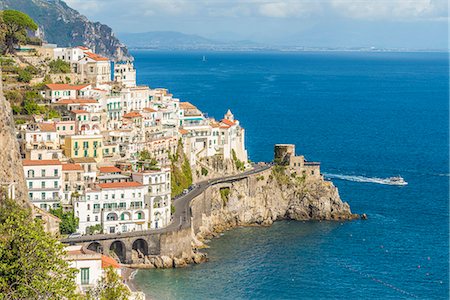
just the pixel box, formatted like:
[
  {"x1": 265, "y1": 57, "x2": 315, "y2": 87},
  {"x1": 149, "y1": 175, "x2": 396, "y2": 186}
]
[
  {"x1": 106, "y1": 212, "x2": 118, "y2": 221},
  {"x1": 120, "y1": 211, "x2": 132, "y2": 221},
  {"x1": 134, "y1": 210, "x2": 145, "y2": 220},
  {"x1": 87, "y1": 242, "x2": 102, "y2": 253},
  {"x1": 110, "y1": 240, "x2": 126, "y2": 263},
  {"x1": 80, "y1": 124, "x2": 90, "y2": 131},
  {"x1": 132, "y1": 239, "x2": 149, "y2": 256},
  {"x1": 154, "y1": 196, "x2": 162, "y2": 208}
]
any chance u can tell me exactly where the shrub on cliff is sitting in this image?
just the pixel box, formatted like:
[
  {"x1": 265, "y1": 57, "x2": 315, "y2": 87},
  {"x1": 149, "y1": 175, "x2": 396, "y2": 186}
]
[
  {"x1": 49, "y1": 59, "x2": 71, "y2": 74},
  {"x1": 170, "y1": 140, "x2": 193, "y2": 197},
  {"x1": 86, "y1": 266, "x2": 131, "y2": 300},
  {"x1": 0, "y1": 198, "x2": 78, "y2": 299}
]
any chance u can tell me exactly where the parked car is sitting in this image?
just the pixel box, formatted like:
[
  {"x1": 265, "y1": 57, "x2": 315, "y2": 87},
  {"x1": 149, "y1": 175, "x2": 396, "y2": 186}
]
[{"x1": 68, "y1": 232, "x2": 82, "y2": 239}]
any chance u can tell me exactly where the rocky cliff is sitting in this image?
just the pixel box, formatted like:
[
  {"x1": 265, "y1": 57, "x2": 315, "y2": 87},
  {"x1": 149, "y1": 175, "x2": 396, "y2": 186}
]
[
  {"x1": 131, "y1": 166, "x2": 359, "y2": 269},
  {"x1": 0, "y1": 69, "x2": 29, "y2": 207},
  {"x1": 192, "y1": 167, "x2": 358, "y2": 243},
  {"x1": 0, "y1": 0, "x2": 131, "y2": 61}
]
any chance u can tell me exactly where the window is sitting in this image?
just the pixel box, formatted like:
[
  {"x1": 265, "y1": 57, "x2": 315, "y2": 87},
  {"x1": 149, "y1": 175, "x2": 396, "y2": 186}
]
[
  {"x1": 87, "y1": 204, "x2": 90, "y2": 210},
  {"x1": 95, "y1": 216, "x2": 98, "y2": 222},
  {"x1": 84, "y1": 150, "x2": 88, "y2": 157},
  {"x1": 40, "y1": 203, "x2": 47, "y2": 209},
  {"x1": 74, "y1": 150, "x2": 78, "y2": 156},
  {"x1": 41, "y1": 182, "x2": 45, "y2": 188},
  {"x1": 83, "y1": 141, "x2": 89, "y2": 149},
  {"x1": 54, "y1": 169, "x2": 58, "y2": 176},
  {"x1": 28, "y1": 182, "x2": 33, "y2": 189},
  {"x1": 41, "y1": 192, "x2": 46, "y2": 199},
  {"x1": 63, "y1": 126, "x2": 66, "y2": 130},
  {"x1": 87, "y1": 215, "x2": 90, "y2": 222},
  {"x1": 74, "y1": 141, "x2": 78, "y2": 149},
  {"x1": 80, "y1": 268, "x2": 89, "y2": 285},
  {"x1": 54, "y1": 181, "x2": 58, "y2": 188},
  {"x1": 137, "y1": 212, "x2": 142, "y2": 219},
  {"x1": 41, "y1": 169, "x2": 46, "y2": 177},
  {"x1": 121, "y1": 194, "x2": 124, "y2": 199}
]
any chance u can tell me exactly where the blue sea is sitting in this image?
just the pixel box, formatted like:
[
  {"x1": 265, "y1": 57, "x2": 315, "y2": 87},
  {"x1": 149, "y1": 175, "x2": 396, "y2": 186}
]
[{"x1": 131, "y1": 51, "x2": 449, "y2": 299}]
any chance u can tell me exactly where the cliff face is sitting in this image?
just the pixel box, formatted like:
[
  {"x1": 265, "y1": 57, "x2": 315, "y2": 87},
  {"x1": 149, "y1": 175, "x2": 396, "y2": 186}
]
[
  {"x1": 0, "y1": 70, "x2": 29, "y2": 206},
  {"x1": 0, "y1": 0, "x2": 131, "y2": 61},
  {"x1": 192, "y1": 167, "x2": 358, "y2": 242}
]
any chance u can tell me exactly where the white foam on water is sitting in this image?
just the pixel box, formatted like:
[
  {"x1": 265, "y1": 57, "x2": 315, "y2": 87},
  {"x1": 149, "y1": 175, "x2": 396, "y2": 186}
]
[{"x1": 324, "y1": 173, "x2": 407, "y2": 186}]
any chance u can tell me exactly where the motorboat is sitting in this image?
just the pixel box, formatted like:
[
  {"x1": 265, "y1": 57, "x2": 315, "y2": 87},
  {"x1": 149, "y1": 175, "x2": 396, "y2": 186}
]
[{"x1": 388, "y1": 176, "x2": 408, "y2": 186}]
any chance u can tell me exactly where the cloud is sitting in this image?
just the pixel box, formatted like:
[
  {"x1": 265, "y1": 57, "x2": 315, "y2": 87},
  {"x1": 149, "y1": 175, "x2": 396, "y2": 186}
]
[
  {"x1": 330, "y1": 0, "x2": 447, "y2": 20},
  {"x1": 64, "y1": 0, "x2": 448, "y2": 23}
]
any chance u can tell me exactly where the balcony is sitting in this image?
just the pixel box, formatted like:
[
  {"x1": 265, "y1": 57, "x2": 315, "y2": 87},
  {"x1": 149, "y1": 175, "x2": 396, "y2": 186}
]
[
  {"x1": 28, "y1": 186, "x2": 61, "y2": 191},
  {"x1": 29, "y1": 197, "x2": 61, "y2": 203}
]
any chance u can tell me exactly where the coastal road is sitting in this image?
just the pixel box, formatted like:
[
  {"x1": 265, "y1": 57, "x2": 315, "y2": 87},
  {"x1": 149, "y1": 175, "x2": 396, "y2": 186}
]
[{"x1": 61, "y1": 164, "x2": 271, "y2": 244}]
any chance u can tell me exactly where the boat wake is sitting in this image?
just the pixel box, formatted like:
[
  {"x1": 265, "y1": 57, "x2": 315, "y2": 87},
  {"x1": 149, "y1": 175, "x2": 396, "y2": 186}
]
[{"x1": 324, "y1": 173, "x2": 408, "y2": 186}]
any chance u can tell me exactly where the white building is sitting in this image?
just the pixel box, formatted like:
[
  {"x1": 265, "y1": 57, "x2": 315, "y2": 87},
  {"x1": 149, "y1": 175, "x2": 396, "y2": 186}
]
[
  {"x1": 114, "y1": 61, "x2": 136, "y2": 87},
  {"x1": 23, "y1": 159, "x2": 63, "y2": 211},
  {"x1": 64, "y1": 245, "x2": 121, "y2": 292},
  {"x1": 132, "y1": 167, "x2": 171, "y2": 229},
  {"x1": 75, "y1": 181, "x2": 148, "y2": 234}
]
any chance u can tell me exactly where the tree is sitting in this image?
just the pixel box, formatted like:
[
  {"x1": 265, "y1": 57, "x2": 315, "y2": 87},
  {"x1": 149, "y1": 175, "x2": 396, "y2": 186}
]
[
  {"x1": 50, "y1": 207, "x2": 79, "y2": 235},
  {"x1": 2, "y1": 10, "x2": 38, "y2": 54},
  {"x1": 86, "y1": 266, "x2": 131, "y2": 300},
  {"x1": 17, "y1": 68, "x2": 32, "y2": 83},
  {"x1": 49, "y1": 59, "x2": 71, "y2": 73},
  {"x1": 0, "y1": 198, "x2": 78, "y2": 299}
]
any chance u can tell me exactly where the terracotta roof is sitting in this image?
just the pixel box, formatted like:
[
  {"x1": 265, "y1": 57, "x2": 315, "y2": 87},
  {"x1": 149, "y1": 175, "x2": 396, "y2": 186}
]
[
  {"x1": 23, "y1": 159, "x2": 61, "y2": 166},
  {"x1": 98, "y1": 166, "x2": 122, "y2": 173},
  {"x1": 101, "y1": 255, "x2": 120, "y2": 269},
  {"x1": 70, "y1": 110, "x2": 89, "y2": 114},
  {"x1": 77, "y1": 46, "x2": 89, "y2": 50},
  {"x1": 38, "y1": 123, "x2": 56, "y2": 132},
  {"x1": 123, "y1": 111, "x2": 142, "y2": 118},
  {"x1": 62, "y1": 164, "x2": 83, "y2": 171},
  {"x1": 180, "y1": 102, "x2": 197, "y2": 110},
  {"x1": 55, "y1": 99, "x2": 98, "y2": 104},
  {"x1": 70, "y1": 157, "x2": 97, "y2": 164},
  {"x1": 143, "y1": 108, "x2": 157, "y2": 112},
  {"x1": 221, "y1": 119, "x2": 235, "y2": 127},
  {"x1": 179, "y1": 129, "x2": 189, "y2": 135},
  {"x1": 98, "y1": 182, "x2": 142, "y2": 189},
  {"x1": 84, "y1": 52, "x2": 109, "y2": 62},
  {"x1": 45, "y1": 84, "x2": 90, "y2": 91}
]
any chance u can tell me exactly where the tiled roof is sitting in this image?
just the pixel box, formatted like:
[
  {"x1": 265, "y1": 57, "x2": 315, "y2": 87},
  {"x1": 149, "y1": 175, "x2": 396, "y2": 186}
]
[
  {"x1": 143, "y1": 108, "x2": 157, "y2": 112},
  {"x1": 70, "y1": 157, "x2": 97, "y2": 164},
  {"x1": 45, "y1": 83, "x2": 90, "y2": 91},
  {"x1": 179, "y1": 129, "x2": 189, "y2": 135},
  {"x1": 55, "y1": 99, "x2": 98, "y2": 104},
  {"x1": 98, "y1": 182, "x2": 142, "y2": 189},
  {"x1": 62, "y1": 164, "x2": 83, "y2": 171},
  {"x1": 77, "y1": 46, "x2": 89, "y2": 50},
  {"x1": 23, "y1": 159, "x2": 61, "y2": 166},
  {"x1": 38, "y1": 123, "x2": 56, "y2": 132},
  {"x1": 70, "y1": 110, "x2": 89, "y2": 114},
  {"x1": 85, "y1": 52, "x2": 109, "y2": 62},
  {"x1": 98, "y1": 166, "x2": 122, "y2": 173},
  {"x1": 221, "y1": 119, "x2": 235, "y2": 127},
  {"x1": 101, "y1": 255, "x2": 120, "y2": 269},
  {"x1": 123, "y1": 111, "x2": 142, "y2": 118},
  {"x1": 180, "y1": 102, "x2": 197, "y2": 110}
]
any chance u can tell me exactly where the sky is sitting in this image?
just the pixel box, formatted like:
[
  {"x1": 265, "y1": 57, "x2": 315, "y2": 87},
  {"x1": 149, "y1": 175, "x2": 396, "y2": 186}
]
[{"x1": 65, "y1": 0, "x2": 448, "y2": 49}]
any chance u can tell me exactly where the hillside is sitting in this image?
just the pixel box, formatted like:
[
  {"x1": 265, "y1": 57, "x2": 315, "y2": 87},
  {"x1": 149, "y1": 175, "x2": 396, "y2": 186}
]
[{"x1": 0, "y1": 0, "x2": 131, "y2": 61}]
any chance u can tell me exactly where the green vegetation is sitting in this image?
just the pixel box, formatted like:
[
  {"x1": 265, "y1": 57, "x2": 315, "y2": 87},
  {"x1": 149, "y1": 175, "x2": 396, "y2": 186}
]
[
  {"x1": 86, "y1": 224, "x2": 103, "y2": 235},
  {"x1": 256, "y1": 175, "x2": 265, "y2": 181},
  {"x1": 1, "y1": 10, "x2": 38, "y2": 54},
  {"x1": 137, "y1": 150, "x2": 159, "y2": 171},
  {"x1": 220, "y1": 187, "x2": 230, "y2": 206},
  {"x1": 201, "y1": 166, "x2": 208, "y2": 176},
  {"x1": 232, "y1": 149, "x2": 245, "y2": 171},
  {"x1": 0, "y1": 198, "x2": 78, "y2": 299},
  {"x1": 171, "y1": 204, "x2": 176, "y2": 214},
  {"x1": 17, "y1": 68, "x2": 32, "y2": 82},
  {"x1": 170, "y1": 140, "x2": 193, "y2": 197},
  {"x1": 49, "y1": 207, "x2": 79, "y2": 235},
  {"x1": 271, "y1": 165, "x2": 291, "y2": 186},
  {"x1": 86, "y1": 266, "x2": 131, "y2": 300},
  {"x1": 49, "y1": 58, "x2": 71, "y2": 73}
]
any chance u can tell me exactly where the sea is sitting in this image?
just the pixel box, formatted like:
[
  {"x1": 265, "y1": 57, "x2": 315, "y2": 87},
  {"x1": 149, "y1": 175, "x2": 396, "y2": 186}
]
[{"x1": 130, "y1": 50, "x2": 449, "y2": 299}]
